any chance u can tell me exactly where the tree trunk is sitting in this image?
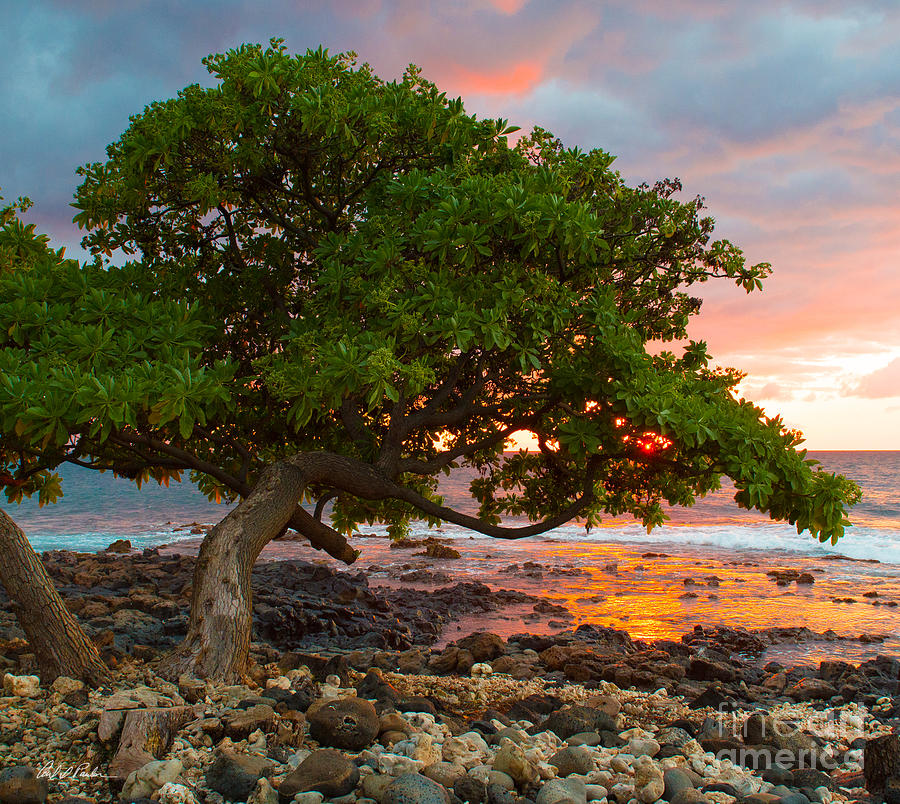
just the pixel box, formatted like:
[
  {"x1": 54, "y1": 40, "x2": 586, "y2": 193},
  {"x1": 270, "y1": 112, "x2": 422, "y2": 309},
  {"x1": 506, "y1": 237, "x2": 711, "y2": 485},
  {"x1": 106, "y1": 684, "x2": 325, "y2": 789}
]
[
  {"x1": 0, "y1": 509, "x2": 110, "y2": 686},
  {"x1": 156, "y1": 462, "x2": 306, "y2": 682}
]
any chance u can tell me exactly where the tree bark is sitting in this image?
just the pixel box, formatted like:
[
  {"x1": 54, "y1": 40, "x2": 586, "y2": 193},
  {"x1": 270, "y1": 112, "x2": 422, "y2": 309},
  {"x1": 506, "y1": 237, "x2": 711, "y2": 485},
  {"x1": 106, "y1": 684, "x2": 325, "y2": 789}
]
[
  {"x1": 156, "y1": 462, "x2": 306, "y2": 682},
  {"x1": 0, "y1": 509, "x2": 110, "y2": 686}
]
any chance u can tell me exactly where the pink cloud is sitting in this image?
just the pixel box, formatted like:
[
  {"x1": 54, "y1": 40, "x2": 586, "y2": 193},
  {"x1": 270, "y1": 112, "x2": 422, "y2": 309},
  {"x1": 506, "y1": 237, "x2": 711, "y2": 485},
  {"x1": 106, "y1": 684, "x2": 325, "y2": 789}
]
[
  {"x1": 450, "y1": 60, "x2": 544, "y2": 95},
  {"x1": 853, "y1": 359, "x2": 900, "y2": 398},
  {"x1": 488, "y1": 0, "x2": 528, "y2": 14}
]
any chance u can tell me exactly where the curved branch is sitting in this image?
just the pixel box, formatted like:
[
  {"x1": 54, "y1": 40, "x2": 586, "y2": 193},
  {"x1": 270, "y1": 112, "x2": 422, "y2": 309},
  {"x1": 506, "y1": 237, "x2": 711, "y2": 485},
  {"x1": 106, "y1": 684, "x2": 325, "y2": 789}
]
[
  {"x1": 313, "y1": 490, "x2": 338, "y2": 521},
  {"x1": 387, "y1": 481, "x2": 594, "y2": 540},
  {"x1": 288, "y1": 505, "x2": 359, "y2": 564},
  {"x1": 111, "y1": 432, "x2": 250, "y2": 497}
]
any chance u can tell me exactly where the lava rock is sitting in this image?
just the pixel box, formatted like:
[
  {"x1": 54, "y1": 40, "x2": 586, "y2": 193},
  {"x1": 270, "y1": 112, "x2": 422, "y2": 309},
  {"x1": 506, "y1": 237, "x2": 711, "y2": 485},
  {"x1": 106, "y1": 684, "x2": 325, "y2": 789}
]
[{"x1": 307, "y1": 697, "x2": 379, "y2": 750}]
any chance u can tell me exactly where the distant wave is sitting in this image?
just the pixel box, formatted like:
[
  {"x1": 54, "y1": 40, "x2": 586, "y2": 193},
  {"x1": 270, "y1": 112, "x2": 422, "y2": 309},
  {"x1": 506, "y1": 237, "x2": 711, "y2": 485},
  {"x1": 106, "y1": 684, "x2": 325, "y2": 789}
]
[{"x1": 407, "y1": 519, "x2": 900, "y2": 565}]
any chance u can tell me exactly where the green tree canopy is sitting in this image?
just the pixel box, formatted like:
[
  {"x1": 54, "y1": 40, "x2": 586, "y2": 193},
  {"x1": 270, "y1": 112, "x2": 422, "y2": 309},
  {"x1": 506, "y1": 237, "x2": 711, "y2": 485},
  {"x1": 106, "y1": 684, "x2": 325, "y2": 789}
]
[{"x1": 2, "y1": 41, "x2": 860, "y2": 558}]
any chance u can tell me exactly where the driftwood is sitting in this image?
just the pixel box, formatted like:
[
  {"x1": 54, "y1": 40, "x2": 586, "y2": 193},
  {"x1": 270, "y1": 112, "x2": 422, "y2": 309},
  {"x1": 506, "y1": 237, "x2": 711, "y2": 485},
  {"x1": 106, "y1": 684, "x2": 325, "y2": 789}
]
[{"x1": 107, "y1": 706, "x2": 194, "y2": 779}]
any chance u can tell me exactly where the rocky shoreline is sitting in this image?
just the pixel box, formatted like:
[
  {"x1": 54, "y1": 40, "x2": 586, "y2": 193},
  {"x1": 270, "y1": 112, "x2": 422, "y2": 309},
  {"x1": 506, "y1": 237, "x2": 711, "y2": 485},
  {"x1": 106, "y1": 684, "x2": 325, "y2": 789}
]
[{"x1": 1, "y1": 549, "x2": 899, "y2": 804}]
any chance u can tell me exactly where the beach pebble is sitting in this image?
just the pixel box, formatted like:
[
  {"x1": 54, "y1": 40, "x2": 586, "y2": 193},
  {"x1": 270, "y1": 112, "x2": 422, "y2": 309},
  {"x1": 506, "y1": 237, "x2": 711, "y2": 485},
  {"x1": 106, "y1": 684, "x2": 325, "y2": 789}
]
[
  {"x1": 585, "y1": 784, "x2": 608, "y2": 801},
  {"x1": 422, "y1": 762, "x2": 465, "y2": 787},
  {"x1": 453, "y1": 776, "x2": 486, "y2": 803},
  {"x1": 363, "y1": 773, "x2": 396, "y2": 800},
  {"x1": 549, "y1": 745, "x2": 596, "y2": 776},
  {"x1": 382, "y1": 772, "x2": 451, "y2": 804},
  {"x1": 157, "y1": 782, "x2": 199, "y2": 804},
  {"x1": 663, "y1": 768, "x2": 695, "y2": 800},
  {"x1": 205, "y1": 749, "x2": 274, "y2": 801},
  {"x1": 537, "y1": 778, "x2": 588, "y2": 804},
  {"x1": 634, "y1": 757, "x2": 665, "y2": 803},
  {"x1": 292, "y1": 793, "x2": 326, "y2": 804},
  {"x1": 492, "y1": 740, "x2": 540, "y2": 787},
  {"x1": 49, "y1": 676, "x2": 84, "y2": 697},
  {"x1": 246, "y1": 778, "x2": 279, "y2": 804},
  {"x1": 2, "y1": 674, "x2": 41, "y2": 698},
  {"x1": 122, "y1": 759, "x2": 184, "y2": 801},
  {"x1": 281, "y1": 749, "x2": 360, "y2": 799},
  {"x1": 627, "y1": 738, "x2": 661, "y2": 758}
]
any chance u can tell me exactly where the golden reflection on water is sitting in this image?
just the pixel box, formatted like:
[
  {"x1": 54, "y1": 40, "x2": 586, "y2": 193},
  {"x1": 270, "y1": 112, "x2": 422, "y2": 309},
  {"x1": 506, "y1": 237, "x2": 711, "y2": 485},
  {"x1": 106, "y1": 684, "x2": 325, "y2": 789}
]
[{"x1": 169, "y1": 532, "x2": 900, "y2": 652}]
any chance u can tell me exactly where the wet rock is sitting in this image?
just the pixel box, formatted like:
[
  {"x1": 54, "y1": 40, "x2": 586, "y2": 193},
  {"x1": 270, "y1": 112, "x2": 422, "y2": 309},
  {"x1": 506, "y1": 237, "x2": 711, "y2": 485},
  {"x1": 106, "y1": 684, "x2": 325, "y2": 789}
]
[
  {"x1": 105, "y1": 539, "x2": 133, "y2": 553},
  {"x1": 457, "y1": 632, "x2": 506, "y2": 662},
  {"x1": 205, "y1": 749, "x2": 274, "y2": 801},
  {"x1": 687, "y1": 658, "x2": 736, "y2": 683},
  {"x1": 382, "y1": 773, "x2": 451, "y2": 804},
  {"x1": 0, "y1": 766, "x2": 48, "y2": 804},
  {"x1": 307, "y1": 697, "x2": 379, "y2": 750},
  {"x1": 416, "y1": 543, "x2": 462, "y2": 559},
  {"x1": 279, "y1": 749, "x2": 360, "y2": 800},
  {"x1": 786, "y1": 678, "x2": 837, "y2": 701}
]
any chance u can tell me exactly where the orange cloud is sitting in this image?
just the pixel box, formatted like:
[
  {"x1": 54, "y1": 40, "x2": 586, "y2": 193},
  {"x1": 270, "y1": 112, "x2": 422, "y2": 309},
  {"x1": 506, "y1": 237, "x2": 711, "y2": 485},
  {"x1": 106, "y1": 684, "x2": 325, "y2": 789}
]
[
  {"x1": 450, "y1": 60, "x2": 544, "y2": 95},
  {"x1": 488, "y1": 0, "x2": 528, "y2": 13}
]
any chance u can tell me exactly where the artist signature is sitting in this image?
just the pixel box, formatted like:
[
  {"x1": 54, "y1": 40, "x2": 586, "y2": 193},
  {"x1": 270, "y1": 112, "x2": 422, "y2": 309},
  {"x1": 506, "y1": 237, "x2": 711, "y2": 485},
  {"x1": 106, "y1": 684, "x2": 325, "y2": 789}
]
[{"x1": 36, "y1": 762, "x2": 108, "y2": 780}]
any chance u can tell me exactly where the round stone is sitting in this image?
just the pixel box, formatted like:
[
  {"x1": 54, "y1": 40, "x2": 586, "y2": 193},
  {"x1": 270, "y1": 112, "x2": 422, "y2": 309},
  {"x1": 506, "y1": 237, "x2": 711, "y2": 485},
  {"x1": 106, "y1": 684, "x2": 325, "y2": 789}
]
[
  {"x1": 382, "y1": 773, "x2": 451, "y2": 804},
  {"x1": 205, "y1": 749, "x2": 274, "y2": 801},
  {"x1": 279, "y1": 749, "x2": 360, "y2": 799},
  {"x1": 548, "y1": 746, "x2": 595, "y2": 776},
  {"x1": 308, "y1": 697, "x2": 379, "y2": 750}
]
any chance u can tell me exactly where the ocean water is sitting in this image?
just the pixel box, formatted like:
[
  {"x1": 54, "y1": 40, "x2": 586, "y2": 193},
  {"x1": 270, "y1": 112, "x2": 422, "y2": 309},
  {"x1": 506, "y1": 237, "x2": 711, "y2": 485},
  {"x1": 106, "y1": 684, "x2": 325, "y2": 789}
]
[
  {"x1": 4, "y1": 451, "x2": 900, "y2": 659},
  {"x1": 3, "y1": 451, "x2": 899, "y2": 559}
]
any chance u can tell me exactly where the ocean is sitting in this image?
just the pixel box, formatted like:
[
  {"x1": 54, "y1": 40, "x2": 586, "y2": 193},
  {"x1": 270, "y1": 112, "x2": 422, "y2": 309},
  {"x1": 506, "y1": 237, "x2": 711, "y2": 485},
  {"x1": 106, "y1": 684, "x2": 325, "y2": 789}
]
[
  {"x1": 5, "y1": 451, "x2": 898, "y2": 560},
  {"x1": 4, "y1": 451, "x2": 900, "y2": 662}
]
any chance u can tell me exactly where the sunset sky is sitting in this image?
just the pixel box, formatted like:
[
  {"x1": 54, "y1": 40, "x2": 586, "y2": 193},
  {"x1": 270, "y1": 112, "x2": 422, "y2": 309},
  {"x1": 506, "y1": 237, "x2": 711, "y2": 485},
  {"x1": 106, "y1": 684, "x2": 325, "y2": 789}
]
[{"x1": 3, "y1": 1, "x2": 899, "y2": 449}]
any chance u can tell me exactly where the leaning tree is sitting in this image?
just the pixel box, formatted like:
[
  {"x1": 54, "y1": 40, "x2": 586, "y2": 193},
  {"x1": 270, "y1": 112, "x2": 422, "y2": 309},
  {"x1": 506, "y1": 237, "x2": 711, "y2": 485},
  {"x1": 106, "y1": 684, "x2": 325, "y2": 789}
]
[{"x1": 1, "y1": 42, "x2": 860, "y2": 682}]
